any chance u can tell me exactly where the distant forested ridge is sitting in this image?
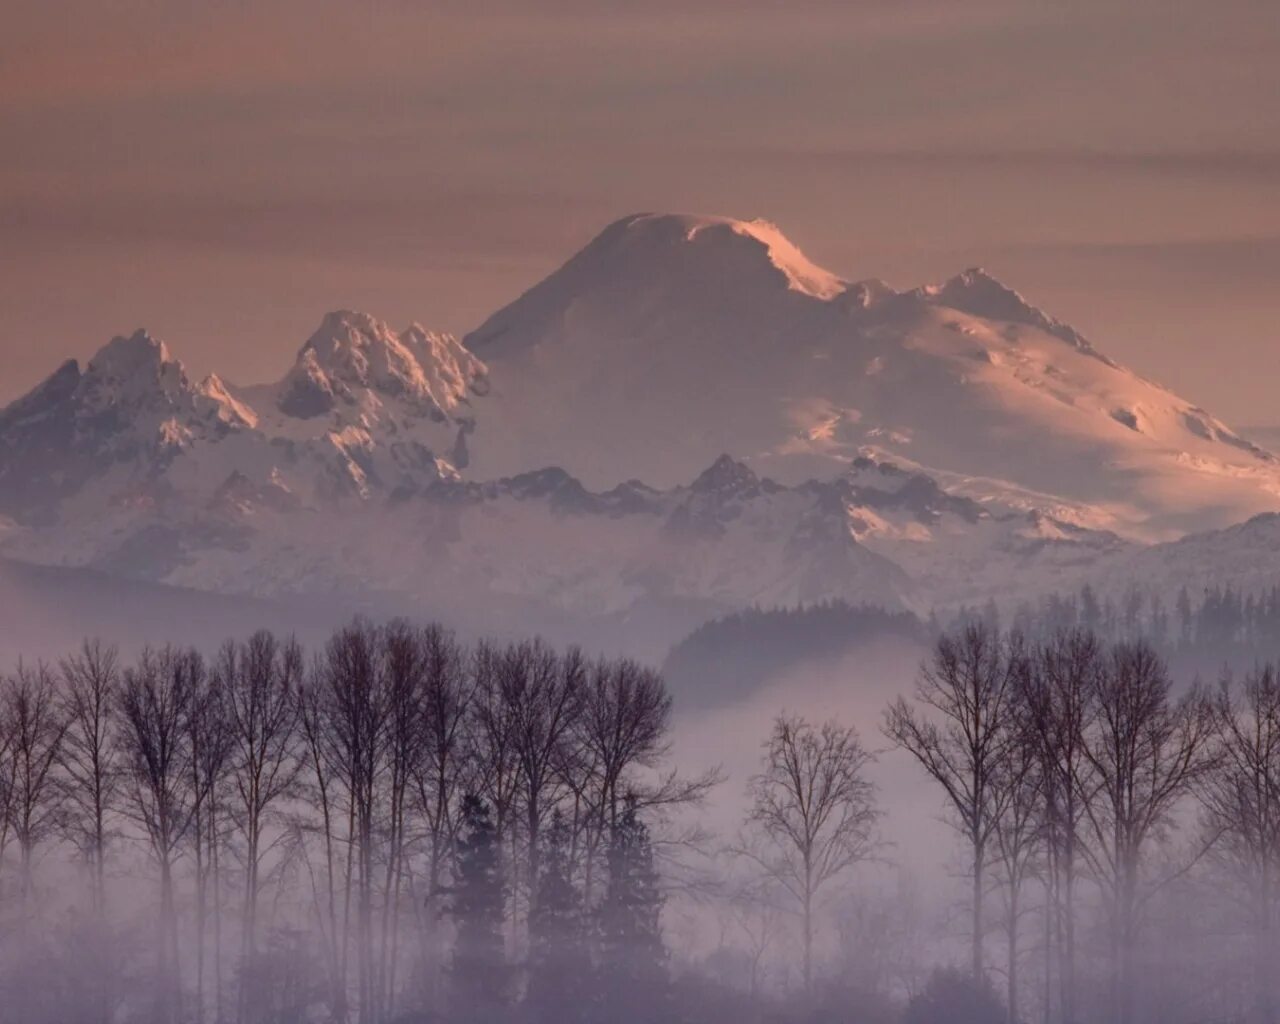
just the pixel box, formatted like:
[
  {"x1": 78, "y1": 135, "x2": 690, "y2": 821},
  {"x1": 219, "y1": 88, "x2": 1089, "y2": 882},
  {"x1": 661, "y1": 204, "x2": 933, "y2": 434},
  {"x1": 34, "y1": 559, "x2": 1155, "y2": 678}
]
[{"x1": 662, "y1": 602, "x2": 924, "y2": 709}]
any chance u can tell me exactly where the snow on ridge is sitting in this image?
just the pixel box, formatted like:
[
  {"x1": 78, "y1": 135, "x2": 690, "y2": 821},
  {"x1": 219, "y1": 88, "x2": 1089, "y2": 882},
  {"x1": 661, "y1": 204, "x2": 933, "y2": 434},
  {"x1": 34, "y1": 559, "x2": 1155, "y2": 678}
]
[
  {"x1": 914, "y1": 266, "x2": 1113, "y2": 364},
  {"x1": 614, "y1": 212, "x2": 848, "y2": 299},
  {"x1": 673, "y1": 214, "x2": 849, "y2": 300},
  {"x1": 283, "y1": 309, "x2": 486, "y2": 421}
]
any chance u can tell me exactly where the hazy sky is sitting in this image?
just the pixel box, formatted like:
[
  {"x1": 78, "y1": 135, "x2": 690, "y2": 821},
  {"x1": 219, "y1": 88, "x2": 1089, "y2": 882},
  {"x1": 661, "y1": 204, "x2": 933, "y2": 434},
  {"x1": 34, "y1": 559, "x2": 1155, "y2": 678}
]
[{"x1": 3, "y1": 0, "x2": 1279, "y2": 425}]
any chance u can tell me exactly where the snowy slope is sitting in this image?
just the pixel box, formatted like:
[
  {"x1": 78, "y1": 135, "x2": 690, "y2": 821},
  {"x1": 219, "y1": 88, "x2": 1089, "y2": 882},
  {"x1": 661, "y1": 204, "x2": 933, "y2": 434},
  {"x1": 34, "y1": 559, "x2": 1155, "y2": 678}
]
[
  {"x1": 0, "y1": 440, "x2": 1127, "y2": 637},
  {"x1": 829, "y1": 458, "x2": 1127, "y2": 607},
  {"x1": 1095, "y1": 513, "x2": 1280, "y2": 602},
  {"x1": 465, "y1": 213, "x2": 1280, "y2": 539}
]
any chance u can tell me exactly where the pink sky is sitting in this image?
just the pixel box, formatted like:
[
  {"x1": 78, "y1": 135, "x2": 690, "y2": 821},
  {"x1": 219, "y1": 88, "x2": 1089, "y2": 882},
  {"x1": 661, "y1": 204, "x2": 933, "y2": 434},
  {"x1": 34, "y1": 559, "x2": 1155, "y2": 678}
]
[{"x1": 3, "y1": 0, "x2": 1278, "y2": 426}]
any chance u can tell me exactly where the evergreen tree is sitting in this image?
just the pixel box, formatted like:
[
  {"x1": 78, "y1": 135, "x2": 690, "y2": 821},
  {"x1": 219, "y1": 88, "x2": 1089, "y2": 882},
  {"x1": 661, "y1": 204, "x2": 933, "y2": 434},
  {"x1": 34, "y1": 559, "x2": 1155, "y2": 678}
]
[
  {"x1": 526, "y1": 811, "x2": 590, "y2": 1024},
  {"x1": 450, "y1": 793, "x2": 509, "y2": 1021},
  {"x1": 1080, "y1": 583, "x2": 1102, "y2": 635},
  {"x1": 903, "y1": 967, "x2": 1005, "y2": 1024},
  {"x1": 1177, "y1": 585, "x2": 1194, "y2": 649},
  {"x1": 596, "y1": 795, "x2": 667, "y2": 1023}
]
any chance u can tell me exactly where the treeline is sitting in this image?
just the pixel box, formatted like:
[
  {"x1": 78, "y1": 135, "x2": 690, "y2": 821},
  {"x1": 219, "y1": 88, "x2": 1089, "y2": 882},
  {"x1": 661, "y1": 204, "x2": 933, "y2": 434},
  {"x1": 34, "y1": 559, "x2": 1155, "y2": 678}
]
[
  {"x1": 663, "y1": 602, "x2": 923, "y2": 709},
  {"x1": 948, "y1": 583, "x2": 1280, "y2": 672},
  {"x1": 0, "y1": 621, "x2": 716, "y2": 1024},
  {"x1": 887, "y1": 622, "x2": 1279, "y2": 1024}
]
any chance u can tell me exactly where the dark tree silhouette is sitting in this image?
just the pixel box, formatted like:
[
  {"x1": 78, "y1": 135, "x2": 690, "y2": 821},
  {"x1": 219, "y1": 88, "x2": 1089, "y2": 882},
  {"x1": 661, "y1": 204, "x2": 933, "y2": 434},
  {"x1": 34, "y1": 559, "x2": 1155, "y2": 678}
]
[
  {"x1": 449, "y1": 793, "x2": 509, "y2": 1021},
  {"x1": 526, "y1": 811, "x2": 590, "y2": 1024},
  {"x1": 904, "y1": 967, "x2": 1006, "y2": 1024},
  {"x1": 597, "y1": 794, "x2": 667, "y2": 1023},
  {"x1": 885, "y1": 622, "x2": 1020, "y2": 981}
]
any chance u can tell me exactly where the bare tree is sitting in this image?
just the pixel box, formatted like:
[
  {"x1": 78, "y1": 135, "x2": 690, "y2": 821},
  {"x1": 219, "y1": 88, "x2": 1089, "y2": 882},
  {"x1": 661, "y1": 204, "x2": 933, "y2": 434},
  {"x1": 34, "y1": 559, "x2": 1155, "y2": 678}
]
[
  {"x1": 296, "y1": 658, "x2": 347, "y2": 1020},
  {"x1": 469, "y1": 639, "x2": 521, "y2": 910},
  {"x1": 218, "y1": 628, "x2": 303, "y2": 1021},
  {"x1": 572, "y1": 657, "x2": 673, "y2": 902},
  {"x1": 2, "y1": 661, "x2": 67, "y2": 904},
  {"x1": 988, "y1": 667, "x2": 1044, "y2": 1024},
  {"x1": 187, "y1": 664, "x2": 232, "y2": 1024},
  {"x1": 375, "y1": 620, "x2": 427, "y2": 1021},
  {"x1": 313, "y1": 620, "x2": 390, "y2": 1024},
  {"x1": 885, "y1": 621, "x2": 1019, "y2": 981},
  {"x1": 58, "y1": 639, "x2": 122, "y2": 920},
  {"x1": 410, "y1": 624, "x2": 473, "y2": 1010},
  {"x1": 501, "y1": 639, "x2": 583, "y2": 918},
  {"x1": 1018, "y1": 628, "x2": 1102, "y2": 1024},
  {"x1": 1202, "y1": 664, "x2": 1280, "y2": 1024},
  {"x1": 743, "y1": 714, "x2": 879, "y2": 994},
  {"x1": 1079, "y1": 640, "x2": 1215, "y2": 1024},
  {"x1": 116, "y1": 646, "x2": 202, "y2": 1024}
]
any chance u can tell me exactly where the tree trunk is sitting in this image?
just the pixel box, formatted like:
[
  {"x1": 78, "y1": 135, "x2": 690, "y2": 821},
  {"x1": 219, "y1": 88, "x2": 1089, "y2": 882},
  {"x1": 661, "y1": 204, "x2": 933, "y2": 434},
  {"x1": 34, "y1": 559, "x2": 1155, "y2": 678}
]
[
  {"x1": 803, "y1": 886, "x2": 814, "y2": 997},
  {"x1": 973, "y1": 841, "x2": 986, "y2": 981},
  {"x1": 1062, "y1": 859, "x2": 1076, "y2": 1024},
  {"x1": 1007, "y1": 886, "x2": 1019, "y2": 1024}
]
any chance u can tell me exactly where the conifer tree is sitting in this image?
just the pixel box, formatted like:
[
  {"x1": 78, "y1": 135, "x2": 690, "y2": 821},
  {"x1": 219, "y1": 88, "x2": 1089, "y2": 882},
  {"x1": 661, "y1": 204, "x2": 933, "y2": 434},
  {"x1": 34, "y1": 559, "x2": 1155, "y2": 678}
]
[
  {"x1": 526, "y1": 811, "x2": 590, "y2": 1024},
  {"x1": 450, "y1": 793, "x2": 509, "y2": 1021},
  {"x1": 597, "y1": 795, "x2": 667, "y2": 1022}
]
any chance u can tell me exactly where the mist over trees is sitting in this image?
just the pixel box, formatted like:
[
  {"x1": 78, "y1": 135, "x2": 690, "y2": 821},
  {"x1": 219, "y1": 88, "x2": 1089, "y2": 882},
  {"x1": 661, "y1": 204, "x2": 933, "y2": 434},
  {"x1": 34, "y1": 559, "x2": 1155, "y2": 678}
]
[
  {"x1": 953, "y1": 582, "x2": 1280, "y2": 680},
  {"x1": 0, "y1": 623, "x2": 714, "y2": 1024},
  {"x1": 0, "y1": 616, "x2": 1275, "y2": 1024},
  {"x1": 884, "y1": 622, "x2": 1271, "y2": 1024}
]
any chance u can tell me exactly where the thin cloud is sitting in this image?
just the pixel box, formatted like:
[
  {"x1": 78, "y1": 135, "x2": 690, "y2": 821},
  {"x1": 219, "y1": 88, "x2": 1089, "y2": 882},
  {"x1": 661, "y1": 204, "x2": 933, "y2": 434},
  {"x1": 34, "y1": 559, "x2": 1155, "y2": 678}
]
[{"x1": 737, "y1": 147, "x2": 1280, "y2": 185}]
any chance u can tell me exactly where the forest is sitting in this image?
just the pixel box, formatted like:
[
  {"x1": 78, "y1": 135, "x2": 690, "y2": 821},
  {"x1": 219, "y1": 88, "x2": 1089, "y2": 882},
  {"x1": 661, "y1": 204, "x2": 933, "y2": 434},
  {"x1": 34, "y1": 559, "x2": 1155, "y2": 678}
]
[{"x1": 0, "y1": 615, "x2": 1275, "y2": 1024}]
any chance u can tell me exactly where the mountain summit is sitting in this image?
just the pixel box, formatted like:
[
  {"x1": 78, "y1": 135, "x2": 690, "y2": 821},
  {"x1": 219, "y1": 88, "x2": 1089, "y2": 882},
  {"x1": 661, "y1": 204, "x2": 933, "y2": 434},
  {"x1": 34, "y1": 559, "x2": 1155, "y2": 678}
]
[{"x1": 464, "y1": 212, "x2": 1278, "y2": 538}]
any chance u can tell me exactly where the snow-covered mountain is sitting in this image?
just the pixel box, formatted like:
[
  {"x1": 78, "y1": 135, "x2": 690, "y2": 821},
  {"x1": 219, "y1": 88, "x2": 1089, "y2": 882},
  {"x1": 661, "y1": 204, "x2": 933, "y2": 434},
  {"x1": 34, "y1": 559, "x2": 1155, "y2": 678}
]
[
  {"x1": 0, "y1": 311, "x2": 488, "y2": 532},
  {"x1": 1, "y1": 210, "x2": 1276, "y2": 651},
  {"x1": 466, "y1": 213, "x2": 1280, "y2": 540},
  {"x1": 1096, "y1": 512, "x2": 1280, "y2": 603},
  {"x1": 0, "y1": 436, "x2": 1124, "y2": 650}
]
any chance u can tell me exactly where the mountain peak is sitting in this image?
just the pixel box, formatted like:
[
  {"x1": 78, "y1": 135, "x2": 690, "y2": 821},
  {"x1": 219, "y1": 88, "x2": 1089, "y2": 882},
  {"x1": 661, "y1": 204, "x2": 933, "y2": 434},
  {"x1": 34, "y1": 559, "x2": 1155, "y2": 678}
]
[
  {"x1": 76, "y1": 328, "x2": 205, "y2": 417},
  {"x1": 301, "y1": 309, "x2": 394, "y2": 361},
  {"x1": 689, "y1": 454, "x2": 760, "y2": 494},
  {"x1": 604, "y1": 212, "x2": 848, "y2": 300},
  {"x1": 466, "y1": 211, "x2": 848, "y2": 362},
  {"x1": 278, "y1": 309, "x2": 485, "y2": 423},
  {"x1": 917, "y1": 267, "x2": 1110, "y2": 363},
  {"x1": 87, "y1": 328, "x2": 173, "y2": 378}
]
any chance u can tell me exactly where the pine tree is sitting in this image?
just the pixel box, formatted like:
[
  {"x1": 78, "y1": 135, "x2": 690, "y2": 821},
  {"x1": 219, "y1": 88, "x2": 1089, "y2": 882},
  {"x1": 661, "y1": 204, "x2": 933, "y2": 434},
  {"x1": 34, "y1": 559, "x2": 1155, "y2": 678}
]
[
  {"x1": 450, "y1": 793, "x2": 509, "y2": 1021},
  {"x1": 526, "y1": 811, "x2": 590, "y2": 1024},
  {"x1": 1177, "y1": 585, "x2": 1194, "y2": 649},
  {"x1": 596, "y1": 795, "x2": 667, "y2": 1023}
]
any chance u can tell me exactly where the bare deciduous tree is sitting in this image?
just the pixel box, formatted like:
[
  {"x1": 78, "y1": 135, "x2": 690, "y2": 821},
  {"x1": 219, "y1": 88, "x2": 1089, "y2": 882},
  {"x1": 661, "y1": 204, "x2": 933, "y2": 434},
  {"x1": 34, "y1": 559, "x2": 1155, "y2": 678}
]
[
  {"x1": 218, "y1": 629, "x2": 303, "y2": 1012},
  {"x1": 1019, "y1": 628, "x2": 1102, "y2": 1024},
  {"x1": 116, "y1": 646, "x2": 202, "y2": 1024},
  {"x1": 573, "y1": 657, "x2": 673, "y2": 903},
  {"x1": 187, "y1": 663, "x2": 231, "y2": 1024},
  {"x1": 1079, "y1": 641, "x2": 1216, "y2": 1024},
  {"x1": 58, "y1": 639, "x2": 121, "y2": 919},
  {"x1": 2, "y1": 661, "x2": 68, "y2": 904},
  {"x1": 410, "y1": 624, "x2": 473, "y2": 1008},
  {"x1": 1202, "y1": 664, "x2": 1280, "y2": 1024},
  {"x1": 988, "y1": 671, "x2": 1044, "y2": 1024},
  {"x1": 314, "y1": 620, "x2": 390, "y2": 1024},
  {"x1": 886, "y1": 621, "x2": 1020, "y2": 981},
  {"x1": 743, "y1": 714, "x2": 879, "y2": 994}
]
